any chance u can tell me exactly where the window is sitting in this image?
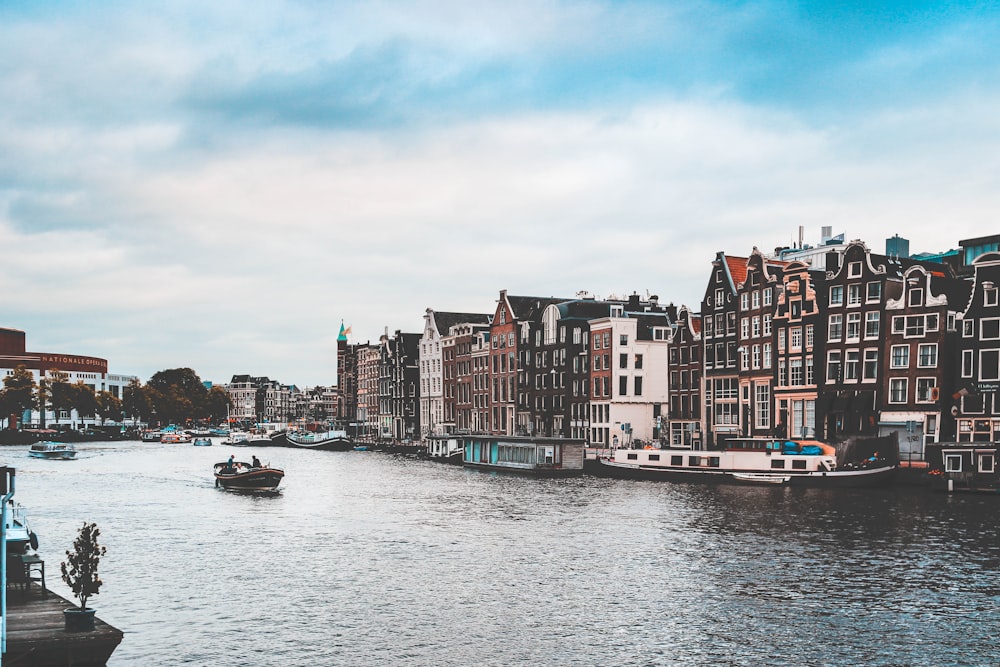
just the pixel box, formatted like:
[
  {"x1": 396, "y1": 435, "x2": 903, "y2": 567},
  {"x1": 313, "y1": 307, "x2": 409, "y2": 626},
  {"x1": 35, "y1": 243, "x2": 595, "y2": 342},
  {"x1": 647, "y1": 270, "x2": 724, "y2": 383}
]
[
  {"x1": 916, "y1": 378, "x2": 936, "y2": 403},
  {"x1": 715, "y1": 288, "x2": 724, "y2": 307},
  {"x1": 620, "y1": 354, "x2": 628, "y2": 369},
  {"x1": 889, "y1": 378, "x2": 907, "y2": 403},
  {"x1": 827, "y1": 351, "x2": 841, "y2": 382},
  {"x1": 848, "y1": 261, "x2": 862, "y2": 278},
  {"x1": 845, "y1": 350, "x2": 859, "y2": 381},
  {"x1": 867, "y1": 281, "x2": 881, "y2": 302},
  {"x1": 917, "y1": 344, "x2": 937, "y2": 368},
  {"x1": 752, "y1": 317, "x2": 761, "y2": 338},
  {"x1": 620, "y1": 334, "x2": 628, "y2": 345},
  {"x1": 863, "y1": 349, "x2": 878, "y2": 380},
  {"x1": 763, "y1": 314, "x2": 772, "y2": 336},
  {"x1": 778, "y1": 329, "x2": 786, "y2": 352},
  {"x1": 806, "y1": 325, "x2": 814, "y2": 349},
  {"x1": 987, "y1": 288, "x2": 999, "y2": 307},
  {"x1": 634, "y1": 354, "x2": 643, "y2": 369},
  {"x1": 962, "y1": 349, "x2": 974, "y2": 377},
  {"x1": 755, "y1": 384, "x2": 770, "y2": 429},
  {"x1": 790, "y1": 359, "x2": 803, "y2": 386},
  {"x1": 829, "y1": 314, "x2": 843, "y2": 341},
  {"x1": 634, "y1": 377, "x2": 643, "y2": 396},
  {"x1": 891, "y1": 345, "x2": 910, "y2": 369},
  {"x1": 830, "y1": 286, "x2": 843, "y2": 306},
  {"x1": 741, "y1": 317, "x2": 749, "y2": 339},
  {"x1": 865, "y1": 312, "x2": 880, "y2": 339},
  {"x1": 790, "y1": 327, "x2": 802, "y2": 351},
  {"x1": 740, "y1": 346, "x2": 749, "y2": 370},
  {"x1": 848, "y1": 284, "x2": 862, "y2": 306},
  {"x1": 846, "y1": 313, "x2": 861, "y2": 341},
  {"x1": 619, "y1": 376, "x2": 628, "y2": 396},
  {"x1": 909, "y1": 289, "x2": 924, "y2": 307},
  {"x1": 704, "y1": 317, "x2": 713, "y2": 337},
  {"x1": 603, "y1": 332, "x2": 610, "y2": 348},
  {"x1": 963, "y1": 319, "x2": 974, "y2": 337},
  {"x1": 806, "y1": 356, "x2": 814, "y2": 385},
  {"x1": 752, "y1": 345, "x2": 761, "y2": 369},
  {"x1": 752, "y1": 291, "x2": 761, "y2": 309},
  {"x1": 980, "y1": 350, "x2": 1000, "y2": 381},
  {"x1": 741, "y1": 293, "x2": 749, "y2": 310},
  {"x1": 982, "y1": 318, "x2": 1000, "y2": 340},
  {"x1": 763, "y1": 289, "x2": 772, "y2": 306},
  {"x1": 778, "y1": 359, "x2": 787, "y2": 386},
  {"x1": 763, "y1": 343, "x2": 772, "y2": 368},
  {"x1": 905, "y1": 316, "x2": 925, "y2": 338}
]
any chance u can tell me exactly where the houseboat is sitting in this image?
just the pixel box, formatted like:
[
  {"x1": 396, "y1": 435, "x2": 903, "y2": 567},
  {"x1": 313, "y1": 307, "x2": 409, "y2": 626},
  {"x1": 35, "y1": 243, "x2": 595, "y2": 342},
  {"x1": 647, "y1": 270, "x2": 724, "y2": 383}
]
[
  {"x1": 589, "y1": 438, "x2": 897, "y2": 487},
  {"x1": 423, "y1": 435, "x2": 465, "y2": 464},
  {"x1": 928, "y1": 443, "x2": 999, "y2": 493},
  {"x1": 458, "y1": 435, "x2": 585, "y2": 477},
  {"x1": 285, "y1": 428, "x2": 352, "y2": 451}
]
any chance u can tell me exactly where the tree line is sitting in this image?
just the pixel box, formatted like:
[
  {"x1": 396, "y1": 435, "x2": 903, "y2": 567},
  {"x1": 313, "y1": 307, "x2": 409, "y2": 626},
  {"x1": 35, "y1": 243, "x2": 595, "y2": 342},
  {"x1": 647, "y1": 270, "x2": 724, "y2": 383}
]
[{"x1": 0, "y1": 366, "x2": 231, "y2": 429}]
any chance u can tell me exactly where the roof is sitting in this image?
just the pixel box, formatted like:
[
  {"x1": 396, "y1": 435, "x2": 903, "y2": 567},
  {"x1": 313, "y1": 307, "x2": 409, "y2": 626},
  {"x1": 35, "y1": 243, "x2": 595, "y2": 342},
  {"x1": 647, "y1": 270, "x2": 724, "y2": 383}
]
[
  {"x1": 725, "y1": 255, "x2": 749, "y2": 289},
  {"x1": 506, "y1": 295, "x2": 571, "y2": 322},
  {"x1": 432, "y1": 311, "x2": 491, "y2": 335}
]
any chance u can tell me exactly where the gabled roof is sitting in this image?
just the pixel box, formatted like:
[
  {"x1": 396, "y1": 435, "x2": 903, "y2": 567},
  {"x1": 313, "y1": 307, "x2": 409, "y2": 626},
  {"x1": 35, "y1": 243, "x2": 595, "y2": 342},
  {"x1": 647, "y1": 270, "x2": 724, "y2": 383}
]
[
  {"x1": 432, "y1": 311, "x2": 491, "y2": 335},
  {"x1": 506, "y1": 294, "x2": 571, "y2": 322},
  {"x1": 556, "y1": 300, "x2": 616, "y2": 320},
  {"x1": 725, "y1": 255, "x2": 749, "y2": 289}
]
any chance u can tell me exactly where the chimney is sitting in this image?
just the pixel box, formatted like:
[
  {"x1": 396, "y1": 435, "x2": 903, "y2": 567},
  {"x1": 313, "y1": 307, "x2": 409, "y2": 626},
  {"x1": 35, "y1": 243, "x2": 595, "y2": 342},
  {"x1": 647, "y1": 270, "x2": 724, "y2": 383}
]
[
  {"x1": 798, "y1": 225, "x2": 804, "y2": 250},
  {"x1": 628, "y1": 293, "x2": 641, "y2": 311}
]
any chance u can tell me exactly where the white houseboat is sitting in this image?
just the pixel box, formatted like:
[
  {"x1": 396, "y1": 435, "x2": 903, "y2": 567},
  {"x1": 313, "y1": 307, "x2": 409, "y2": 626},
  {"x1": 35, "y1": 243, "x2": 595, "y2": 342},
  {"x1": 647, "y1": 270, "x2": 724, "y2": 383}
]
[{"x1": 590, "y1": 438, "x2": 897, "y2": 487}]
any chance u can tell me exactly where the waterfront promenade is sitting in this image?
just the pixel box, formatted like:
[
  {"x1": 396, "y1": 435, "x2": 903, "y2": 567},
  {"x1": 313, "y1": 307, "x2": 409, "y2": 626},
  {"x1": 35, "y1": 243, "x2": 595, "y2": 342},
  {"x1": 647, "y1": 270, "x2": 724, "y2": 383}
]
[{"x1": 7, "y1": 439, "x2": 1000, "y2": 666}]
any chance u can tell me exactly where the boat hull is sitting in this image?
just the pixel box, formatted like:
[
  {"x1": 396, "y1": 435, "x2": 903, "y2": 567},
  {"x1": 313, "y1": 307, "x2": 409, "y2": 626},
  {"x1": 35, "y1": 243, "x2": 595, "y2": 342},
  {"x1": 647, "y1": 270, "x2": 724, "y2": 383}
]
[
  {"x1": 285, "y1": 432, "x2": 353, "y2": 451},
  {"x1": 28, "y1": 450, "x2": 77, "y2": 460},
  {"x1": 588, "y1": 458, "x2": 898, "y2": 488},
  {"x1": 213, "y1": 464, "x2": 284, "y2": 492}
]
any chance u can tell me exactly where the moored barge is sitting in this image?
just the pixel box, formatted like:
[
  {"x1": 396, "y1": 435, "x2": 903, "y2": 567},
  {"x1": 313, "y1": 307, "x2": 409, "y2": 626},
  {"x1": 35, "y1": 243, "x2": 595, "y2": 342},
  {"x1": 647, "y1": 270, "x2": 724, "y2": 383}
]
[
  {"x1": 458, "y1": 435, "x2": 585, "y2": 477},
  {"x1": 589, "y1": 438, "x2": 897, "y2": 487}
]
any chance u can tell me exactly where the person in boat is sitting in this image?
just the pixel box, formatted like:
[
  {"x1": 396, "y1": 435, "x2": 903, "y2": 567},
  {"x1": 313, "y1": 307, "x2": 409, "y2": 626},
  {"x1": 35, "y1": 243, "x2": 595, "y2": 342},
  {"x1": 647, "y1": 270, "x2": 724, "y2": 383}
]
[
  {"x1": 251, "y1": 455, "x2": 262, "y2": 469},
  {"x1": 226, "y1": 454, "x2": 236, "y2": 473}
]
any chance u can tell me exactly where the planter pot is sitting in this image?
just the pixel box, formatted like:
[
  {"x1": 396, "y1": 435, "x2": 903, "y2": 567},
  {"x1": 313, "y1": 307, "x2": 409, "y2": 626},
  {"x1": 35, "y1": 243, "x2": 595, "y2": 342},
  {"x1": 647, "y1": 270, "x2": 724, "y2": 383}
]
[{"x1": 63, "y1": 607, "x2": 97, "y2": 632}]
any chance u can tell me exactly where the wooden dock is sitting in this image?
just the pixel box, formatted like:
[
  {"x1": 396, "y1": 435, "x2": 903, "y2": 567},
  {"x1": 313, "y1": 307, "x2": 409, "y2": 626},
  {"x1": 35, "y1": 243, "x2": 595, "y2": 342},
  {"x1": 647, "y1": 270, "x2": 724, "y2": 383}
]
[{"x1": 4, "y1": 582, "x2": 123, "y2": 666}]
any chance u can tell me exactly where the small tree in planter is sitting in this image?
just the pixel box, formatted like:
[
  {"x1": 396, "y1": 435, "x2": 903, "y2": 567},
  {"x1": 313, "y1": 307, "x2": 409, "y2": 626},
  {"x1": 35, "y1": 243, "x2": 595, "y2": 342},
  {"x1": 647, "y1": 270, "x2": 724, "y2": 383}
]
[{"x1": 60, "y1": 522, "x2": 107, "y2": 631}]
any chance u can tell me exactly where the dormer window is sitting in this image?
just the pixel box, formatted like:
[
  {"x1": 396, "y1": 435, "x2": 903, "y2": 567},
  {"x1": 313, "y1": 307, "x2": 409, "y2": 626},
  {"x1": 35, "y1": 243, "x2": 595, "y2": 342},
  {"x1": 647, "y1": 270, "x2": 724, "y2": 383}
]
[
  {"x1": 909, "y1": 289, "x2": 924, "y2": 307},
  {"x1": 848, "y1": 261, "x2": 862, "y2": 278},
  {"x1": 610, "y1": 305, "x2": 623, "y2": 317}
]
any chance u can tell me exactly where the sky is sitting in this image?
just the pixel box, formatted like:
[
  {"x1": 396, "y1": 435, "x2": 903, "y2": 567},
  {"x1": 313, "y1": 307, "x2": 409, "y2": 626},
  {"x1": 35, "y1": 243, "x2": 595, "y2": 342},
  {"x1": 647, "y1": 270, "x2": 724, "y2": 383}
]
[{"x1": 2, "y1": 1, "x2": 999, "y2": 387}]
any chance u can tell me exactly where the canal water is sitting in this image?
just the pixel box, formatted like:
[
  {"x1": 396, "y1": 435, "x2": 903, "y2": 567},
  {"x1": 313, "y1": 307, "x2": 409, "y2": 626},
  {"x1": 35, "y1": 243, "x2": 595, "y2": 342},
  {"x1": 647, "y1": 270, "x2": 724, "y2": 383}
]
[{"x1": 7, "y1": 441, "x2": 999, "y2": 666}]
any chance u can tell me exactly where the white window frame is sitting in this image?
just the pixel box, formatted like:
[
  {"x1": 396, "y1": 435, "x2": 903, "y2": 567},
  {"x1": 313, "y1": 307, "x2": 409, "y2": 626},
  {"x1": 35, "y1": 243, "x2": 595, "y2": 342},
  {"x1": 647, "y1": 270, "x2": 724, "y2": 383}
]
[
  {"x1": 915, "y1": 377, "x2": 937, "y2": 404},
  {"x1": 979, "y1": 349, "x2": 1000, "y2": 382},
  {"x1": 889, "y1": 378, "x2": 907, "y2": 404},
  {"x1": 917, "y1": 343, "x2": 938, "y2": 369},
  {"x1": 890, "y1": 345, "x2": 910, "y2": 369}
]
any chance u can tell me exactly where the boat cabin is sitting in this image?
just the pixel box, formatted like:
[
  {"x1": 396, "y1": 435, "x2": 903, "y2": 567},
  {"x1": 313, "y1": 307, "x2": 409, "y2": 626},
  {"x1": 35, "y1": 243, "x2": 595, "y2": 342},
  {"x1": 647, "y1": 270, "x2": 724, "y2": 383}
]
[
  {"x1": 929, "y1": 443, "x2": 1000, "y2": 493},
  {"x1": 458, "y1": 435, "x2": 585, "y2": 476}
]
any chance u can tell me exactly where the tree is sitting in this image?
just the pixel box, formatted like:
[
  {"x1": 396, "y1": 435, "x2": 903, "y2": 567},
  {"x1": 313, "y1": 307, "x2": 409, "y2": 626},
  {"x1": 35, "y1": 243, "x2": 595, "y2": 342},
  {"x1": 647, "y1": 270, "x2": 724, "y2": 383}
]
[
  {"x1": 147, "y1": 368, "x2": 208, "y2": 424},
  {"x1": 96, "y1": 391, "x2": 123, "y2": 426},
  {"x1": 123, "y1": 379, "x2": 152, "y2": 426},
  {"x1": 1, "y1": 366, "x2": 37, "y2": 429},
  {"x1": 202, "y1": 386, "x2": 231, "y2": 423},
  {"x1": 60, "y1": 522, "x2": 106, "y2": 611},
  {"x1": 72, "y1": 383, "x2": 100, "y2": 428},
  {"x1": 44, "y1": 371, "x2": 73, "y2": 428}
]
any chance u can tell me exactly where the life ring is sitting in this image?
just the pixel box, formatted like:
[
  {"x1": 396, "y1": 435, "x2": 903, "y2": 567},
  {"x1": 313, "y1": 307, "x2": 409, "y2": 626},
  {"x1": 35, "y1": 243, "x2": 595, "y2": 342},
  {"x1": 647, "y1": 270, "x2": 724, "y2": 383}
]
[{"x1": 29, "y1": 531, "x2": 39, "y2": 551}]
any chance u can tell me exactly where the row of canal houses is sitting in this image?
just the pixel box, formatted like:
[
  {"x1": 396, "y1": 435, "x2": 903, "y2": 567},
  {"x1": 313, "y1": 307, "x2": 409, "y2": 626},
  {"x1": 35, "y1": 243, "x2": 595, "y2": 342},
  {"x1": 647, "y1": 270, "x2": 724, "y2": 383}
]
[{"x1": 336, "y1": 233, "x2": 1000, "y2": 467}]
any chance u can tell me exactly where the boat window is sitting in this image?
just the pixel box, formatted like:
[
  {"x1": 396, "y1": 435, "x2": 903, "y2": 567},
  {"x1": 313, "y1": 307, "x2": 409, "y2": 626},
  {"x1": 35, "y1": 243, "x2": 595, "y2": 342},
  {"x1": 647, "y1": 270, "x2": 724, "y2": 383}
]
[
  {"x1": 671, "y1": 455, "x2": 683, "y2": 465},
  {"x1": 978, "y1": 454, "x2": 995, "y2": 474},
  {"x1": 648, "y1": 454, "x2": 660, "y2": 461},
  {"x1": 771, "y1": 459, "x2": 786, "y2": 469},
  {"x1": 688, "y1": 456, "x2": 702, "y2": 466},
  {"x1": 708, "y1": 457, "x2": 720, "y2": 468},
  {"x1": 944, "y1": 455, "x2": 962, "y2": 473},
  {"x1": 792, "y1": 459, "x2": 807, "y2": 470},
  {"x1": 627, "y1": 453, "x2": 638, "y2": 460}
]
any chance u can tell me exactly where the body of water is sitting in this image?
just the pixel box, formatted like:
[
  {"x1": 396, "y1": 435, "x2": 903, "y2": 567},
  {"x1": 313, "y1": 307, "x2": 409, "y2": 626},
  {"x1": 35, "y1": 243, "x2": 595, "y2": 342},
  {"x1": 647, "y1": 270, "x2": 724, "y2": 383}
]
[{"x1": 8, "y1": 441, "x2": 999, "y2": 666}]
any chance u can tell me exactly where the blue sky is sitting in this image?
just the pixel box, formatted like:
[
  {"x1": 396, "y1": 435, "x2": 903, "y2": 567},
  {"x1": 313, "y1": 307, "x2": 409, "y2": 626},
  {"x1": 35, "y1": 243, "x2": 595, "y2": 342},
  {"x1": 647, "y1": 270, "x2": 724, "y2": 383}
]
[{"x1": 2, "y1": 1, "x2": 999, "y2": 386}]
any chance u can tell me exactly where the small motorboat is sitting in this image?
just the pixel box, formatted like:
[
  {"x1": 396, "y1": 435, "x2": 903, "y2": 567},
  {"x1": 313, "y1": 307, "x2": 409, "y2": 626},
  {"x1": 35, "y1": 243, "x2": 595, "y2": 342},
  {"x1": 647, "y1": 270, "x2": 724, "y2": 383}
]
[
  {"x1": 5, "y1": 501, "x2": 39, "y2": 554},
  {"x1": 192, "y1": 437, "x2": 213, "y2": 447},
  {"x1": 28, "y1": 441, "x2": 77, "y2": 460},
  {"x1": 213, "y1": 460, "x2": 284, "y2": 492}
]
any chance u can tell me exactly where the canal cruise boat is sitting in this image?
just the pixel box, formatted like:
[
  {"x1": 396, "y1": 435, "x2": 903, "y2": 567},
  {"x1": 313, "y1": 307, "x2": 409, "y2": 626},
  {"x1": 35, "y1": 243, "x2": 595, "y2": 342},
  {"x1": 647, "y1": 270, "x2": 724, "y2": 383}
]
[
  {"x1": 590, "y1": 438, "x2": 897, "y2": 487},
  {"x1": 458, "y1": 435, "x2": 585, "y2": 477}
]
